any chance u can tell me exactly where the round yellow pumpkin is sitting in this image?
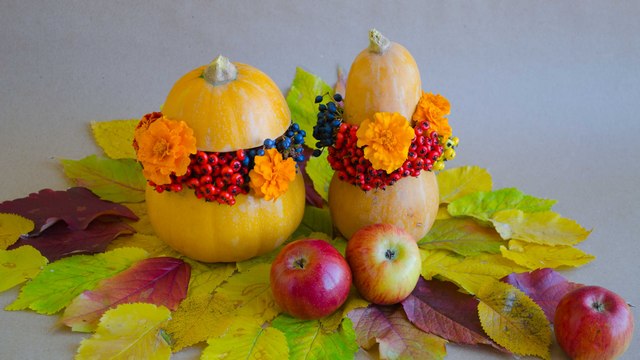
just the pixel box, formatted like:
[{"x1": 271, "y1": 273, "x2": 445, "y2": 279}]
[{"x1": 146, "y1": 56, "x2": 305, "y2": 262}]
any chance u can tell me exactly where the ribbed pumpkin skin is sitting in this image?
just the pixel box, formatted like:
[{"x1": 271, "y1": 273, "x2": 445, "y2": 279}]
[
  {"x1": 343, "y1": 43, "x2": 422, "y2": 125},
  {"x1": 146, "y1": 173, "x2": 305, "y2": 263},
  {"x1": 328, "y1": 171, "x2": 439, "y2": 240},
  {"x1": 162, "y1": 63, "x2": 290, "y2": 152}
]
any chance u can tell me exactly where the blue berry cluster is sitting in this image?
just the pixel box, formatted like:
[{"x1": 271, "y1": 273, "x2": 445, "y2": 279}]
[
  {"x1": 312, "y1": 93, "x2": 344, "y2": 157},
  {"x1": 244, "y1": 122, "x2": 306, "y2": 168}
]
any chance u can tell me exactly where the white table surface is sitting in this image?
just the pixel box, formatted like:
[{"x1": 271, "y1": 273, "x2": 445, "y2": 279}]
[{"x1": 1, "y1": 1, "x2": 639, "y2": 359}]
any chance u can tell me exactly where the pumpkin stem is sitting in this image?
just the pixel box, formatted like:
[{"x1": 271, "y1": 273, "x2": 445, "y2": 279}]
[
  {"x1": 203, "y1": 55, "x2": 237, "y2": 85},
  {"x1": 368, "y1": 29, "x2": 391, "y2": 54}
]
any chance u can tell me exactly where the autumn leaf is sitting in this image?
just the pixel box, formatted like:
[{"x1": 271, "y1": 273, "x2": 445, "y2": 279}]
[
  {"x1": 61, "y1": 155, "x2": 146, "y2": 203},
  {"x1": 0, "y1": 213, "x2": 34, "y2": 249},
  {"x1": 437, "y1": 166, "x2": 492, "y2": 203},
  {"x1": 305, "y1": 150, "x2": 333, "y2": 202},
  {"x1": 10, "y1": 220, "x2": 135, "y2": 262},
  {"x1": 90, "y1": 119, "x2": 139, "y2": 160},
  {"x1": 447, "y1": 188, "x2": 556, "y2": 223},
  {"x1": 476, "y1": 280, "x2": 551, "y2": 360},
  {"x1": 202, "y1": 316, "x2": 289, "y2": 360},
  {"x1": 292, "y1": 205, "x2": 334, "y2": 240},
  {"x1": 0, "y1": 187, "x2": 138, "y2": 236},
  {"x1": 0, "y1": 246, "x2": 48, "y2": 292},
  {"x1": 298, "y1": 147, "x2": 326, "y2": 207},
  {"x1": 272, "y1": 314, "x2": 358, "y2": 359},
  {"x1": 286, "y1": 67, "x2": 333, "y2": 141},
  {"x1": 76, "y1": 303, "x2": 171, "y2": 360},
  {"x1": 6, "y1": 247, "x2": 147, "y2": 314},
  {"x1": 500, "y1": 240, "x2": 595, "y2": 269},
  {"x1": 503, "y1": 268, "x2": 584, "y2": 322},
  {"x1": 401, "y1": 277, "x2": 501, "y2": 350},
  {"x1": 319, "y1": 288, "x2": 370, "y2": 332},
  {"x1": 349, "y1": 305, "x2": 447, "y2": 360},
  {"x1": 107, "y1": 233, "x2": 181, "y2": 258},
  {"x1": 418, "y1": 218, "x2": 504, "y2": 257},
  {"x1": 184, "y1": 258, "x2": 236, "y2": 296},
  {"x1": 122, "y1": 202, "x2": 155, "y2": 235},
  {"x1": 490, "y1": 209, "x2": 591, "y2": 245},
  {"x1": 61, "y1": 257, "x2": 190, "y2": 332}
]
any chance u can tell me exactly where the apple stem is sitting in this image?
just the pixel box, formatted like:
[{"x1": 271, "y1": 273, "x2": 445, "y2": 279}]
[
  {"x1": 592, "y1": 301, "x2": 605, "y2": 312},
  {"x1": 293, "y1": 258, "x2": 307, "y2": 269},
  {"x1": 385, "y1": 249, "x2": 397, "y2": 261}
]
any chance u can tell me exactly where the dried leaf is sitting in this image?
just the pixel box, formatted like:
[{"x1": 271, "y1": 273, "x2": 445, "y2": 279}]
[
  {"x1": 490, "y1": 209, "x2": 591, "y2": 245},
  {"x1": 90, "y1": 119, "x2": 138, "y2": 160},
  {"x1": 437, "y1": 166, "x2": 492, "y2": 203},
  {"x1": 447, "y1": 188, "x2": 556, "y2": 223},
  {"x1": 349, "y1": 305, "x2": 447, "y2": 360},
  {"x1": 10, "y1": 220, "x2": 135, "y2": 262},
  {"x1": 401, "y1": 277, "x2": 500, "y2": 350},
  {"x1": 418, "y1": 218, "x2": 504, "y2": 257},
  {"x1": 476, "y1": 280, "x2": 551, "y2": 360},
  {"x1": 335, "y1": 66, "x2": 346, "y2": 96},
  {"x1": 502, "y1": 268, "x2": 583, "y2": 322},
  {"x1": 500, "y1": 240, "x2": 595, "y2": 269},
  {"x1": 0, "y1": 187, "x2": 138, "y2": 236},
  {"x1": 272, "y1": 315, "x2": 358, "y2": 359},
  {"x1": 62, "y1": 257, "x2": 190, "y2": 332},
  {"x1": 202, "y1": 316, "x2": 289, "y2": 359},
  {"x1": 0, "y1": 213, "x2": 34, "y2": 249},
  {"x1": 6, "y1": 247, "x2": 147, "y2": 314},
  {"x1": 61, "y1": 155, "x2": 146, "y2": 203},
  {"x1": 0, "y1": 246, "x2": 48, "y2": 292},
  {"x1": 76, "y1": 303, "x2": 171, "y2": 360}
]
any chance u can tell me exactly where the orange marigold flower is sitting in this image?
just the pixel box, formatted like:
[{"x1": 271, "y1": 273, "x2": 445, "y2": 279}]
[
  {"x1": 132, "y1": 112, "x2": 163, "y2": 152},
  {"x1": 134, "y1": 116, "x2": 197, "y2": 185},
  {"x1": 412, "y1": 92, "x2": 452, "y2": 139},
  {"x1": 356, "y1": 112, "x2": 415, "y2": 174},
  {"x1": 249, "y1": 148, "x2": 297, "y2": 201}
]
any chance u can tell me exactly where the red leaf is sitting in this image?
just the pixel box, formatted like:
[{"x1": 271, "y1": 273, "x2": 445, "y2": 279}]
[
  {"x1": 61, "y1": 257, "x2": 190, "y2": 332},
  {"x1": 0, "y1": 187, "x2": 138, "y2": 235},
  {"x1": 402, "y1": 277, "x2": 503, "y2": 351},
  {"x1": 502, "y1": 268, "x2": 583, "y2": 322},
  {"x1": 9, "y1": 220, "x2": 135, "y2": 261},
  {"x1": 348, "y1": 305, "x2": 447, "y2": 359}
]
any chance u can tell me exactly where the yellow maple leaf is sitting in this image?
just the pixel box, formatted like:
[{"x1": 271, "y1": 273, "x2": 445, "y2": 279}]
[
  {"x1": 91, "y1": 119, "x2": 139, "y2": 160},
  {"x1": 202, "y1": 316, "x2": 289, "y2": 360},
  {"x1": 0, "y1": 213, "x2": 34, "y2": 249},
  {"x1": 500, "y1": 240, "x2": 595, "y2": 269},
  {"x1": 76, "y1": 303, "x2": 171, "y2": 360},
  {"x1": 0, "y1": 246, "x2": 48, "y2": 292},
  {"x1": 490, "y1": 209, "x2": 591, "y2": 245},
  {"x1": 477, "y1": 280, "x2": 551, "y2": 360}
]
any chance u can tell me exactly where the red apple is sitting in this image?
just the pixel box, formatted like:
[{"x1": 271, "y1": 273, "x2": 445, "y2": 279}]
[
  {"x1": 554, "y1": 285, "x2": 634, "y2": 360},
  {"x1": 270, "y1": 239, "x2": 352, "y2": 319},
  {"x1": 345, "y1": 223, "x2": 421, "y2": 305}
]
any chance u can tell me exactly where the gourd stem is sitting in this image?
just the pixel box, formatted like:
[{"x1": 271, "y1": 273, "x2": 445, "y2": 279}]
[
  {"x1": 203, "y1": 55, "x2": 237, "y2": 85},
  {"x1": 368, "y1": 29, "x2": 391, "y2": 54}
]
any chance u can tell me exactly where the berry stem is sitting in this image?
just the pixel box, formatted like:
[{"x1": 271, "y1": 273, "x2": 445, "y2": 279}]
[
  {"x1": 203, "y1": 55, "x2": 237, "y2": 86},
  {"x1": 369, "y1": 29, "x2": 391, "y2": 54}
]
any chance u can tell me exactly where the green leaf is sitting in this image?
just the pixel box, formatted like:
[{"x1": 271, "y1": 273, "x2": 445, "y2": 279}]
[
  {"x1": 437, "y1": 166, "x2": 493, "y2": 203},
  {"x1": 90, "y1": 119, "x2": 139, "y2": 160},
  {"x1": 61, "y1": 155, "x2": 146, "y2": 203},
  {"x1": 0, "y1": 246, "x2": 48, "y2": 292},
  {"x1": 490, "y1": 209, "x2": 591, "y2": 245},
  {"x1": 286, "y1": 67, "x2": 333, "y2": 140},
  {"x1": 0, "y1": 213, "x2": 34, "y2": 249},
  {"x1": 419, "y1": 218, "x2": 504, "y2": 256},
  {"x1": 500, "y1": 240, "x2": 595, "y2": 269},
  {"x1": 292, "y1": 205, "x2": 334, "y2": 240},
  {"x1": 306, "y1": 151, "x2": 333, "y2": 202},
  {"x1": 272, "y1": 315, "x2": 358, "y2": 360},
  {"x1": 6, "y1": 247, "x2": 147, "y2": 314},
  {"x1": 447, "y1": 188, "x2": 556, "y2": 222}
]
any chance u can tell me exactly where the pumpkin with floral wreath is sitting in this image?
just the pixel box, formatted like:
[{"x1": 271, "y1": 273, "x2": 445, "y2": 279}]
[{"x1": 133, "y1": 56, "x2": 306, "y2": 262}]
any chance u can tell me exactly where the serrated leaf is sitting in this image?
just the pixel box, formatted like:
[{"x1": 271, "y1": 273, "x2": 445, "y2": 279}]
[
  {"x1": 503, "y1": 268, "x2": 584, "y2": 322},
  {"x1": 272, "y1": 315, "x2": 358, "y2": 360},
  {"x1": 348, "y1": 305, "x2": 447, "y2": 360},
  {"x1": 202, "y1": 316, "x2": 289, "y2": 360},
  {"x1": 107, "y1": 233, "x2": 181, "y2": 258},
  {"x1": 292, "y1": 205, "x2": 334, "y2": 240},
  {"x1": 0, "y1": 246, "x2": 48, "y2": 292},
  {"x1": 447, "y1": 188, "x2": 556, "y2": 223},
  {"x1": 90, "y1": 119, "x2": 138, "y2": 160},
  {"x1": 306, "y1": 151, "x2": 333, "y2": 202},
  {"x1": 75, "y1": 303, "x2": 171, "y2": 360},
  {"x1": 6, "y1": 247, "x2": 147, "y2": 314},
  {"x1": 418, "y1": 218, "x2": 504, "y2": 256},
  {"x1": 437, "y1": 166, "x2": 493, "y2": 203},
  {"x1": 476, "y1": 280, "x2": 551, "y2": 360},
  {"x1": 61, "y1": 257, "x2": 190, "y2": 332},
  {"x1": 0, "y1": 213, "x2": 34, "y2": 249},
  {"x1": 61, "y1": 155, "x2": 146, "y2": 203},
  {"x1": 500, "y1": 240, "x2": 595, "y2": 269},
  {"x1": 286, "y1": 67, "x2": 333, "y2": 139},
  {"x1": 490, "y1": 209, "x2": 591, "y2": 245},
  {"x1": 185, "y1": 258, "x2": 236, "y2": 296}
]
